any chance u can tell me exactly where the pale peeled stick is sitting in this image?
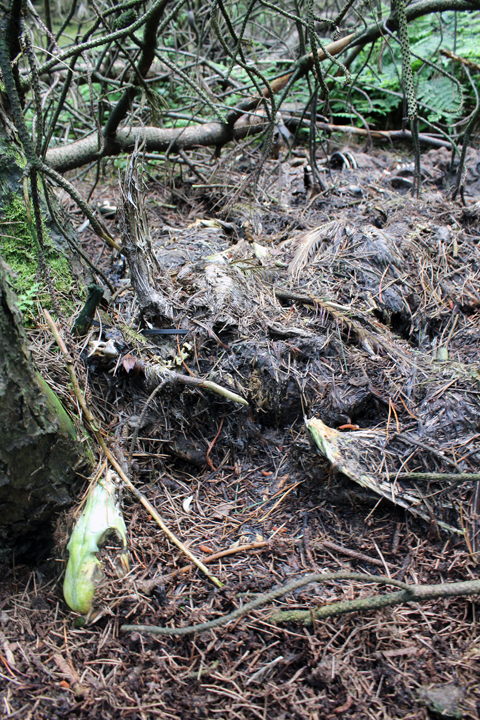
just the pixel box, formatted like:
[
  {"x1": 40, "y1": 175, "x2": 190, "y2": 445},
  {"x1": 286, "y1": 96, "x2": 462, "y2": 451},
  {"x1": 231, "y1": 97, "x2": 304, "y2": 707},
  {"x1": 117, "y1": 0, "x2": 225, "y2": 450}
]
[{"x1": 63, "y1": 470, "x2": 129, "y2": 615}]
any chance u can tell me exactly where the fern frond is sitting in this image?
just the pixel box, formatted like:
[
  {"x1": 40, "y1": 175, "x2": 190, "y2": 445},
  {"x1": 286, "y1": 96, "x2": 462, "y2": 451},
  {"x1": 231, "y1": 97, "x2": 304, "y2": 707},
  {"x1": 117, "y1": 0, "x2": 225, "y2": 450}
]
[{"x1": 417, "y1": 75, "x2": 463, "y2": 118}]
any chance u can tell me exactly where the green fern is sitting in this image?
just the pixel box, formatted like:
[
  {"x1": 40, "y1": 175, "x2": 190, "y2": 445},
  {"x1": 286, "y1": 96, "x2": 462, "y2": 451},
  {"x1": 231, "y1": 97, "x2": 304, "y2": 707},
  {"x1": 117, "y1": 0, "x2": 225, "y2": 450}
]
[
  {"x1": 416, "y1": 75, "x2": 463, "y2": 120},
  {"x1": 326, "y1": 9, "x2": 478, "y2": 128}
]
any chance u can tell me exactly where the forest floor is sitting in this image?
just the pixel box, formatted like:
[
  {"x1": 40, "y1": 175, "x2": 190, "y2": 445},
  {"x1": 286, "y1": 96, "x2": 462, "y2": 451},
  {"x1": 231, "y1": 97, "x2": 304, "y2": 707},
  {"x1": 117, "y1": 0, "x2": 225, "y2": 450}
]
[{"x1": 1, "y1": 134, "x2": 480, "y2": 720}]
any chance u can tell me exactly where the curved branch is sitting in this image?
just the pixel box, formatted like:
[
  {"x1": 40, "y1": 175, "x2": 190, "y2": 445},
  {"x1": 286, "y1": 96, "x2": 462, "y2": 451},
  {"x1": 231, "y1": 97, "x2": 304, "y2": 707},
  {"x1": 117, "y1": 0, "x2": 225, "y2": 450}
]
[
  {"x1": 36, "y1": 0, "x2": 186, "y2": 76},
  {"x1": 120, "y1": 571, "x2": 480, "y2": 636},
  {"x1": 103, "y1": 0, "x2": 170, "y2": 138},
  {"x1": 40, "y1": 162, "x2": 120, "y2": 250}
]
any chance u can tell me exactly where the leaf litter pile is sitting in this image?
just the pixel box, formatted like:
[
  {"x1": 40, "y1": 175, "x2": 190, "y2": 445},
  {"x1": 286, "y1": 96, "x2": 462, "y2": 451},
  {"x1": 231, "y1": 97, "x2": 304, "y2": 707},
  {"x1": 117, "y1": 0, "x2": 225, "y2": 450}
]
[{"x1": 2, "y1": 138, "x2": 480, "y2": 719}]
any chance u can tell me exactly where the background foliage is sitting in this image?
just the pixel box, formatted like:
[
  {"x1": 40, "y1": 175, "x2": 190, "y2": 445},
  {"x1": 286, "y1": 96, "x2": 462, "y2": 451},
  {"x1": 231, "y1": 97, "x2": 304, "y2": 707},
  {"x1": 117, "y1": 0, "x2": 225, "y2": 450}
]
[{"x1": 27, "y1": 0, "x2": 480, "y2": 153}]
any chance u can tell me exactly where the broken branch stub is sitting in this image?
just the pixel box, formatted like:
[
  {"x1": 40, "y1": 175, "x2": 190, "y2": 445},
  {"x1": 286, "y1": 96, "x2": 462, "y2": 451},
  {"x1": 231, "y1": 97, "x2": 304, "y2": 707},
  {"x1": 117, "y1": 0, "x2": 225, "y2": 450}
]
[{"x1": 120, "y1": 151, "x2": 173, "y2": 322}]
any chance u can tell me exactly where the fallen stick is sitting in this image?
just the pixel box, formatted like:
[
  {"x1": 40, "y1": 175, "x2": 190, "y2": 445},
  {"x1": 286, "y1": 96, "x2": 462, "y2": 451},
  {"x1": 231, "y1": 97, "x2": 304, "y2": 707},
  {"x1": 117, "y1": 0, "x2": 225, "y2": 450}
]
[
  {"x1": 399, "y1": 472, "x2": 480, "y2": 482},
  {"x1": 166, "y1": 541, "x2": 269, "y2": 579},
  {"x1": 285, "y1": 117, "x2": 454, "y2": 149},
  {"x1": 121, "y1": 571, "x2": 480, "y2": 636},
  {"x1": 44, "y1": 310, "x2": 223, "y2": 589}
]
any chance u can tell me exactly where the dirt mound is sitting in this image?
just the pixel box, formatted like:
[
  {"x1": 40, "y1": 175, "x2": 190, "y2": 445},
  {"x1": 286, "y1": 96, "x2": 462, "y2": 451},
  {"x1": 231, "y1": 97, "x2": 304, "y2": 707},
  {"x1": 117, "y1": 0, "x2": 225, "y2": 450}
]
[{"x1": 3, "y1": 142, "x2": 480, "y2": 719}]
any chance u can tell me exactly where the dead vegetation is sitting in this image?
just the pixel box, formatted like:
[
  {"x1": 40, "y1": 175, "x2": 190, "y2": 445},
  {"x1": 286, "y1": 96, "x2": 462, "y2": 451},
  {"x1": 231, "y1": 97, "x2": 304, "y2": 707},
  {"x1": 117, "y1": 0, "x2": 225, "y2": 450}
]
[{"x1": 1, "y1": 137, "x2": 480, "y2": 719}]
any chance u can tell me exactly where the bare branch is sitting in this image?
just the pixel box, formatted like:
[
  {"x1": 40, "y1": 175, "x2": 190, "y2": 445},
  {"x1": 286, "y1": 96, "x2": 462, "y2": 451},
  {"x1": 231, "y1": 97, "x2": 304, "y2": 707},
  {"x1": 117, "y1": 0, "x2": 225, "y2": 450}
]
[{"x1": 120, "y1": 572, "x2": 480, "y2": 636}]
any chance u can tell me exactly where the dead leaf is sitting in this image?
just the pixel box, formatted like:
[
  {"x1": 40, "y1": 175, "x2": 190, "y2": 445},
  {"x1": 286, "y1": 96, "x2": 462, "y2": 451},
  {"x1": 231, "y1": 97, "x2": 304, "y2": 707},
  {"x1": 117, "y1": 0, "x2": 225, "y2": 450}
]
[
  {"x1": 182, "y1": 495, "x2": 194, "y2": 513},
  {"x1": 122, "y1": 354, "x2": 140, "y2": 373},
  {"x1": 212, "y1": 502, "x2": 235, "y2": 518}
]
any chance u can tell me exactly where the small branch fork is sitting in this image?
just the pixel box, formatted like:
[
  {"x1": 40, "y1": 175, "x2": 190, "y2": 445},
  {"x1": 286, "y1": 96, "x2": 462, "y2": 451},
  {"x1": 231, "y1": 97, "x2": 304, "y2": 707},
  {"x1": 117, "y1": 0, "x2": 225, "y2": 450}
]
[
  {"x1": 43, "y1": 309, "x2": 223, "y2": 589},
  {"x1": 121, "y1": 571, "x2": 480, "y2": 637}
]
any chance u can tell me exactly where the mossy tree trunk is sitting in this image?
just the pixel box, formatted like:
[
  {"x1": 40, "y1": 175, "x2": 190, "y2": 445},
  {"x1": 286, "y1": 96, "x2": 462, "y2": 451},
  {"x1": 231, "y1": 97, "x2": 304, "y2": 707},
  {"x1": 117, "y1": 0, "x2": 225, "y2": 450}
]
[
  {"x1": 0, "y1": 110, "x2": 91, "y2": 562},
  {"x1": 0, "y1": 19, "x2": 94, "y2": 563},
  {"x1": 0, "y1": 258, "x2": 88, "y2": 562}
]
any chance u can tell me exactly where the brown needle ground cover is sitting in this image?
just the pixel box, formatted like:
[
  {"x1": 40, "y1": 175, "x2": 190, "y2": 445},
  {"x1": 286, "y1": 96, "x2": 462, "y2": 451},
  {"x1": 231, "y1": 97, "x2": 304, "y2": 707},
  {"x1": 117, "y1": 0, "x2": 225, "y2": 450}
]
[{"x1": 1, "y1": 137, "x2": 480, "y2": 719}]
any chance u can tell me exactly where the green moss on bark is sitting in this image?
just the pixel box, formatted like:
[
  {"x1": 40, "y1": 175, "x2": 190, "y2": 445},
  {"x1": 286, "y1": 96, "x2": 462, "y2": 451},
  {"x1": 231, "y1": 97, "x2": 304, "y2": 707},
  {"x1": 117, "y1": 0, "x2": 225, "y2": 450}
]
[{"x1": 2, "y1": 193, "x2": 74, "y2": 310}]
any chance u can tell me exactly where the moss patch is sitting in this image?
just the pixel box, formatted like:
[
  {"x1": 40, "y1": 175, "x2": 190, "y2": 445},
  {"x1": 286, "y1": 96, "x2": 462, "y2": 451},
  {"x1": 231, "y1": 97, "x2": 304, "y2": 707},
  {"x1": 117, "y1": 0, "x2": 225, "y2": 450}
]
[
  {"x1": 1, "y1": 192, "x2": 74, "y2": 315},
  {"x1": 0, "y1": 139, "x2": 25, "y2": 174}
]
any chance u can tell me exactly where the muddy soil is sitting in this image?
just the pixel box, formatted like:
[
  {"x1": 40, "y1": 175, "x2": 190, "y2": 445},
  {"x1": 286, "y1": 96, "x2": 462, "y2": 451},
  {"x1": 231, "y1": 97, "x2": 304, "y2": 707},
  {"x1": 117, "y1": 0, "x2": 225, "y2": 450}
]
[{"x1": 1, "y1": 138, "x2": 480, "y2": 720}]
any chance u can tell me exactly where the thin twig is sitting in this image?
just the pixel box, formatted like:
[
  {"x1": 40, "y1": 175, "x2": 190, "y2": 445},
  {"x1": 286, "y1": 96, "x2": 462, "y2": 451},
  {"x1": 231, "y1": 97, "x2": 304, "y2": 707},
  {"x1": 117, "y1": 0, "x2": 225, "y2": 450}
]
[
  {"x1": 166, "y1": 541, "x2": 269, "y2": 579},
  {"x1": 206, "y1": 418, "x2": 224, "y2": 471},
  {"x1": 395, "y1": 433, "x2": 461, "y2": 471},
  {"x1": 129, "y1": 380, "x2": 167, "y2": 456},
  {"x1": 399, "y1": 472, "x2": 480, "y2": 482},
  {"x1": 316, "y1": 539, "x2": 389, "y2": 568}
]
